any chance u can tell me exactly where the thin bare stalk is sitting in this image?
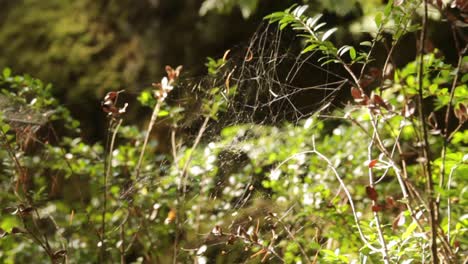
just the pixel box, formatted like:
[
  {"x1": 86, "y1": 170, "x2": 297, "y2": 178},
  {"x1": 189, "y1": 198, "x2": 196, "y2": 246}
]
[
  {"x1": 367, "y1": 119, "x2": 389, "y2": 263},
  {"x1": 120, "y1": 216, "x2": 126, "y2": 264},
  {"x1": 172, "y1": 115, "x2": 210, "y2": 264},
  {"x1": 446, "y1": 165, "x2": 457, "y2": 243},
  {"x1": 179, "y1": 115, "x2": 210, "y2": 194},
  {"x1": 437, "y1": 43, "x2": 466, "y2": 214},
  {"x1": 417, "y1": 0, "x2": 438, "y2": 262},
  {"x1": 101, "y1": 118, "x2": 123, "y2": 262},
  {"x1": 134, "y1": 99, "x2": 163, "y2": 180}
]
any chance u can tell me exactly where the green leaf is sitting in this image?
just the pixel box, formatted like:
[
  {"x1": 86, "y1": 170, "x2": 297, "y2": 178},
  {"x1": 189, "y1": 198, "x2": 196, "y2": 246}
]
[
  {"x1": 375, "y1": 12, "x2": 383, "y2": 27},
  {"x1": 306, "y1": 14, "x2": 322, "y2": 28},
  {"x1": 301, "y1": 44, "x2": 318, "y2": 54},
  {"x1": 360, "y1": 41, "x2": 372, "y2": 47},
  {"x1": 292, "y1": 5, "x2": 308, "y2": 17},
  {"x1": 314, "y1": 22, "x2": 326, "y2": 31},
  {"x1": 349, "y1": 47, "x2": 356, "y2": 60},
  {"x1": 3, "y1": 68, "x2": 11, "y2": 78},
  {"x1": 1, "y1": 124, "x2": 10, "y2": 133},
  {"x1": 384, "y1": 0, "x2": 393, "y2": 16},
  {"x1": 321, "y1": 28, "x2": 337, "y2": 41},
  {"x1": 321, "y1": 59, "x2": 339, "y2": 66},
  {"x1": 461, "y1": 73, "x2": 468, "y2": 83},
  {"x1": 337, "y1": 45, "x2": 351, "y2": 57},
  {"x1": 158, "y1": 110, "x2": 169, "y2": 117}
]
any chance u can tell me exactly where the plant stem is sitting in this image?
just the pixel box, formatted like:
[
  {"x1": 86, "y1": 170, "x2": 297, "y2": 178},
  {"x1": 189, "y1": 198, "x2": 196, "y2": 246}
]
[
  {"x1": 367, "y1": 117, "x2": 389, "y2": 263},
  {"x1": 417, "y1": 0, "x2": 438, "y2": 262},
  {"x1": 134, "y1": 99, "x2": 162, "y2": 180},
  {"x1": 101, "y1": 118, "x2": 123, "y2": 262},
  {"x1": 180, "y1": 115, "x2": 210, "y2": 194}
]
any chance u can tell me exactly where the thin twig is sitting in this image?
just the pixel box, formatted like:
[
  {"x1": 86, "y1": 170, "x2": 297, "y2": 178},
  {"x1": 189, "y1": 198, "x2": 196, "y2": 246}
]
[
  {"x1": 437, "y1": 43, "x2": 467, "y2": 217},
  {"x1": 367, "y1": 115, "x2": 389, "y2": 263},
  {"x1": 180, "y1": 115, "x2": 210, "y2": 195},
  {"x1": 134, "y1": 99, "x2": 163, "y2": 180},
  {"x1": 417, "y1": 0, "x2": 438, "y2": 262},
  {"x1": 101, "y1": 118, "x2": 123, "y2": 262}
]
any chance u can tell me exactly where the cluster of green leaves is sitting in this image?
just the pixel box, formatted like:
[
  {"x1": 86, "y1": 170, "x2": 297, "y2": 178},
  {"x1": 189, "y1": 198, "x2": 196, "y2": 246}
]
[{"x1": 265, "y1": 5, "x2": 366, "y2": 66}]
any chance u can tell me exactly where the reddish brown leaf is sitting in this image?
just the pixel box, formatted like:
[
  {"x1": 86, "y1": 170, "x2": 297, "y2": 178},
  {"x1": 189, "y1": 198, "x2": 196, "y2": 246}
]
[
  {"x1": 368, "y1": 159, "x2": 378, "y2": 168},
  {"x1": 369, "y1": 67, "x2": 381, "y2": 79},
  {"x1": 386, "y1": 196, "x2": 396, "y2": 208},
  {"x1": 372, "y1": 204, "x2": 383, "y2": 212},
  {"x1": 101, "y1": 90, "x2": 126, "y2": 116},
  {"x1": 351, "y1": 87, "x2": 363, "y2": 100},
  {"x1": 366, "y1": 185, "x2": 378, "y2": 201},
  {"x1": 372, "y1": 94, "x2": 388, "y2": 109},
  {"x1": 165, "y1": 65, "x2": 183, "y2": 81}
]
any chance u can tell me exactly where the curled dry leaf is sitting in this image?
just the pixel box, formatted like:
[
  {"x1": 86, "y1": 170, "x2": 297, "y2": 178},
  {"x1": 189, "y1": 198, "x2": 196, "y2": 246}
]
[
  {"x1": 165, "y1": 65, "x2": 183, "y2": 81},
  {"x1": 351, "y1": 87, "x2": 363, "y2": 100},
  {"x1": 211, "y1": 225, "x2": 223, "y2": 236},
  {"x1": 222, "y1": 49, "x2": 231, "y2": 61},
  {"x1": 372, "y1": 204, "x2": 383, "y2": 212},
  {"x1": 101, "y1": 90, "x2": 128, "y2": 117},
  {"x1": 225, "y1": 67, "x2": 236, "y2": 94},
  {"x1": 402, "y1": 100, "x2": 416, "y2": 118},
  {"x1": 371, "y1": 94, "x2": 388, "y2": 110},
  {"x1": 351, "y1": 87, "x2": 370, "y2": 105},
  {"x1": 227, "y1": 234, "x2": 236, "y2": 245},
  {"x1": 245, "y1": 47, "x2": 253, "y2": 62},
  {"x1": 454, "y1": 103, "x2": 467, "y2": 123},
  {"x1": 366, "y1": 185, "x2": 378, "y2": 201}
]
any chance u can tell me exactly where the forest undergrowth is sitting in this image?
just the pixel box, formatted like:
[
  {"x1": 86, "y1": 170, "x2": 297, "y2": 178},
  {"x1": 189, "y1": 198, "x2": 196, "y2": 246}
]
[{"x1": 0, "y1": 0, "x2": 467, "y2": 263}]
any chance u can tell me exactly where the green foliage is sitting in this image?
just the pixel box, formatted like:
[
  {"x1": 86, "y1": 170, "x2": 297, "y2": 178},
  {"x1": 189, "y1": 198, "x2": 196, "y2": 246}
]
[
  {"x1": 1, "y1": 0, "x2": 467, "y2": 262},
  {"x1": 265, "y1": 5, "x2": 366, "y2": 67}
]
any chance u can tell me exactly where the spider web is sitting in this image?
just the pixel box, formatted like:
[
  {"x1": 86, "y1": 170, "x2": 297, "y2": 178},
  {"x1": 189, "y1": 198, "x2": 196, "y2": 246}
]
[{"x1": 123, "y1": 22, "x2": 352, "y2": 261}]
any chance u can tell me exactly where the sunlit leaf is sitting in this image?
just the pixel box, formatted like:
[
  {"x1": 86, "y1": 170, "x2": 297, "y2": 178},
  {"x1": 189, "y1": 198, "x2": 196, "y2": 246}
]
[{"x1": 321, "y1": 28, "x2": 337, "y2": 41}]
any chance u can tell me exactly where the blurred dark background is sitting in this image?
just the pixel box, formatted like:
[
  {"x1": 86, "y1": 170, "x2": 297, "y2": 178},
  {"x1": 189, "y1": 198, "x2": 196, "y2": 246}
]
[{"x1": 0, "y1": 0, "x2": 459, "y2": 142}]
